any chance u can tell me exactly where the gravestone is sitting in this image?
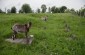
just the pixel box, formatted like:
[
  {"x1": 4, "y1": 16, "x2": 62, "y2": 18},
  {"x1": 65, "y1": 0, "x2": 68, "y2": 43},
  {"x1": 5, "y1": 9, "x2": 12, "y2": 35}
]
[{"x1": 5, "y1": 35, "x2": 34, "y2": 44}]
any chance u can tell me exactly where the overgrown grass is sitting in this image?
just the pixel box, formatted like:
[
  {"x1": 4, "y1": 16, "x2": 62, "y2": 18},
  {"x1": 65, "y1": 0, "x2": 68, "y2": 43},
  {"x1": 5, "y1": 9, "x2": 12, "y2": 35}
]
[{"x1": 0, "y1": 13, "x2": 85, "y2": 55}]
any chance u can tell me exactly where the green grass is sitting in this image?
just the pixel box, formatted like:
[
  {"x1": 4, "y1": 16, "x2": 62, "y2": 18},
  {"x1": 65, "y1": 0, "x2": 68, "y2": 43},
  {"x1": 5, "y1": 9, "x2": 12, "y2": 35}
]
[{"x1": 0, "y1": 13, "x2": 85, "y2": 55}]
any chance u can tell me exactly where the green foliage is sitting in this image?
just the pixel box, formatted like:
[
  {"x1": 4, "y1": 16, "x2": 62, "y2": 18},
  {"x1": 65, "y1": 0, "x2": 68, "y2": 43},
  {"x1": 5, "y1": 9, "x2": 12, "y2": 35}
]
[
  {"x1": 55, "y1": 7, "x2": 60, "y2": 13},
  {"x1": 21, "y1": 4, "x2": 32, "y2": 13},
  {"x1": 76, "y1": 9, "x2": 85, "y2": 17},
  {"x1": 7, "y1": 9, "x2": 11, "y2": 13},
  {"x1": 48, "y1": 7, "x2": 51, "y2": 13},
  {"x1": 0, "y1": 13, "x2": 85, "y2": 55},
  {"x1": 60, "y1": 6, "x2": 67, "y2": 13},
  {"x1": 81, "y1": 8, "x2": 85, "y2": 16},
  {"x1": 11, "y1": 6, "x2": 16, "y2": 13},
  {"x1": 51, "y1": 6, "x2": 67, "y2": 13},
  {"x1": 65, "y1": 9, "x2": 71, "y2": 13},
  {"x1": 0, "y1": 9, "x2": 3, "y2": 13},
  {"x1": 19, "y1": 9, "x2": 23, "y2": 13},
  {"x1": 70, "y1": 8, "x2": 75, "y2": 12},
  {"x1": 36, "y1": 8, "x2": 40, "y2": 13},
  {"x1": 75, "y1": 5, "x2": 85, "y2": 17},
  {"x1": 41, "y1": 4, "x2": 47, "y2": 13},
  {"x1": 51, "y1": 6, "x2": 56, "y2": 13}
]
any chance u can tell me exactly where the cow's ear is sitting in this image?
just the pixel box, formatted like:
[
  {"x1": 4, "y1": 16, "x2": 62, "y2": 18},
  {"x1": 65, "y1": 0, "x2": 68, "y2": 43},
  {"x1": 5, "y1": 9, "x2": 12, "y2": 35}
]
[{"x1": 25, "y1": 24, "x2": 27, "y2": 26}]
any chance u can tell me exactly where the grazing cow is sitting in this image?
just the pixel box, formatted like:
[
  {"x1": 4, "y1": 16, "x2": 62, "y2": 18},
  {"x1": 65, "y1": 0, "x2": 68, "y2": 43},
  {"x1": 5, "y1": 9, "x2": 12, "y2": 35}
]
[{"x1": 11, "y1": 22, "x2": 32, "y2": 40}]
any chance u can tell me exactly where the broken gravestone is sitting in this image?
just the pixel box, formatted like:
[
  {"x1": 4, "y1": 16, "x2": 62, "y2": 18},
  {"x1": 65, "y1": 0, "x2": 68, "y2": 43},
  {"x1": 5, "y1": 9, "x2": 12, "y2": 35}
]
[{"x1": 5, "y1": 35, "x2": 34, "y2": 45}]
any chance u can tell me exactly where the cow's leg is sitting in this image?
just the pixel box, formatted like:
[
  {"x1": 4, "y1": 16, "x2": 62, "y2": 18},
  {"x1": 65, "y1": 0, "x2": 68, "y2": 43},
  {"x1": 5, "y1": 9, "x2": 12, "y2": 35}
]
[{"x1": 12, "y1": 31, "x2": 17, "y2": 40}]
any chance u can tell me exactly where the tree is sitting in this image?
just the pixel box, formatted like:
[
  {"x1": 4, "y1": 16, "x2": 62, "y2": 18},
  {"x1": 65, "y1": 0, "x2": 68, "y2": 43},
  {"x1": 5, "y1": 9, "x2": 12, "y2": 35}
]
[
  {"x1": 80, "y1": 8, "x2": 85, "y2": 16},
  {"x1": 0, "y1": 9, "x2": 3, "y2": 13},
  {"x1": 70, "y1": 8, "x2": 75, "y2": 12},
  {"x1": 36, "y1": 8, "x2": 40, "y2": 13},
  {"x1": 77, "y1": 5, "x2": 85, "y2": 17},
  {"x1": 48, "y1": 7, "x2": 51, "y2": 13},
  {"x1": 41, "y1": 4, "x2": 47, "y2": 13},
  {"x1": 70, "y1": 8, "x2": 75, "y2": 14},
  {"x1": 55, "y1": 7, "x2": 59, "y2": 13},
  {"x1": 11, "y1": 6, "x2": 16, "y2": 13},
  {"x1": 21, "y1": 4, "x2": 32, "y2": 13},
  {"x1": 51, "y1": 6, "x2": 60, "y2": 13},
  {"x1": 51, "y1": 6, "x2": 56, "y2": 13},
  {"x1": 19, "y1": 9, "x2": 23, "y2": 13},
  {"x1": 65, "y1": 9, "x2": 70, "y2": 13},
  {"x1": 7, "y1": 9, "x2": 11, "y2": 13},
  {"x1": 60, "y1": 6, "x2": 67, "y2": 13}
]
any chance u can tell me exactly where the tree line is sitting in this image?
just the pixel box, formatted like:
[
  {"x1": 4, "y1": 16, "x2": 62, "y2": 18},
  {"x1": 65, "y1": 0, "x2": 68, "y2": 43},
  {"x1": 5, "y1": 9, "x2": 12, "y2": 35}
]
[
  {"x1": 69, "y1": 5, "x2": 85, "y2": 17},
  {"x1": 0, "y1": 3, "x2": 68, "y2": 13},
  {"x1": 0, "y1": 3, "x2": 85, "y2": 16}
]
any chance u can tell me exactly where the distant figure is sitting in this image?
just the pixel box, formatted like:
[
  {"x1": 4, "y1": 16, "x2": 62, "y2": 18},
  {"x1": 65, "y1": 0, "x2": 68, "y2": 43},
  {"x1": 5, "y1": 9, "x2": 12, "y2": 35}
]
[
  {"x1": 41, "y1": 16, "x2": 48, "y2": 21},
  {"x1": 11, "y1": 22, "x2": 32, "y2": 40}
]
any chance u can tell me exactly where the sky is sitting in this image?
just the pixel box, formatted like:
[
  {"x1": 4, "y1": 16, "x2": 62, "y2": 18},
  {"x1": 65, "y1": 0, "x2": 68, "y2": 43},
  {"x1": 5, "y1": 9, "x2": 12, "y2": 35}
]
[{"x1": 0, "y1": 0, "x2": 85, "y2": 12}]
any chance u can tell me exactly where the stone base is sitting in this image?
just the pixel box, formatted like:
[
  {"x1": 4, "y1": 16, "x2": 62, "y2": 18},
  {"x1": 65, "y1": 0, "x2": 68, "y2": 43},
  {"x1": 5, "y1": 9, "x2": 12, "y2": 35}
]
[{"x1": 5, "y1": 35, "x2": 34, "y2": 44}]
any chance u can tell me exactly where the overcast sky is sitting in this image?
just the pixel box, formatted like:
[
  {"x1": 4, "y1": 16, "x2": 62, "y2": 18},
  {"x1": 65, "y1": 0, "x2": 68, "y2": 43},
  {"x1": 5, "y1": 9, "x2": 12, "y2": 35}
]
[{"x1": 0, "y1": 0, "x2": 85, "y2": 12}]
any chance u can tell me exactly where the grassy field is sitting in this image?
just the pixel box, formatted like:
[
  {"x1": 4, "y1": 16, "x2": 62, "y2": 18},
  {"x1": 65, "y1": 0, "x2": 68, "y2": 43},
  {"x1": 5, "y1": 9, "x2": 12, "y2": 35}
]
[{"x1": 0, "y1": 13, "x2": 85, "y2": 55}]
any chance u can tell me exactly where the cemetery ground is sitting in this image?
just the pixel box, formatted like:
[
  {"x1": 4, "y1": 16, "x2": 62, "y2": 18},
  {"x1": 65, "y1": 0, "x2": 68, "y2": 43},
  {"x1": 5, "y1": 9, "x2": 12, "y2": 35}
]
[{"x1": 0, "y1": 13, "x2": 85, "y2": 55}]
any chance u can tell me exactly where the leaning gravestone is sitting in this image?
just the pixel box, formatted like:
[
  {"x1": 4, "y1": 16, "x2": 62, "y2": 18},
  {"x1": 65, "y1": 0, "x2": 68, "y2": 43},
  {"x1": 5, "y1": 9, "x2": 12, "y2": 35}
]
[{"x1": 5, "y1": 35, "x2": 34, "y2": 44}]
